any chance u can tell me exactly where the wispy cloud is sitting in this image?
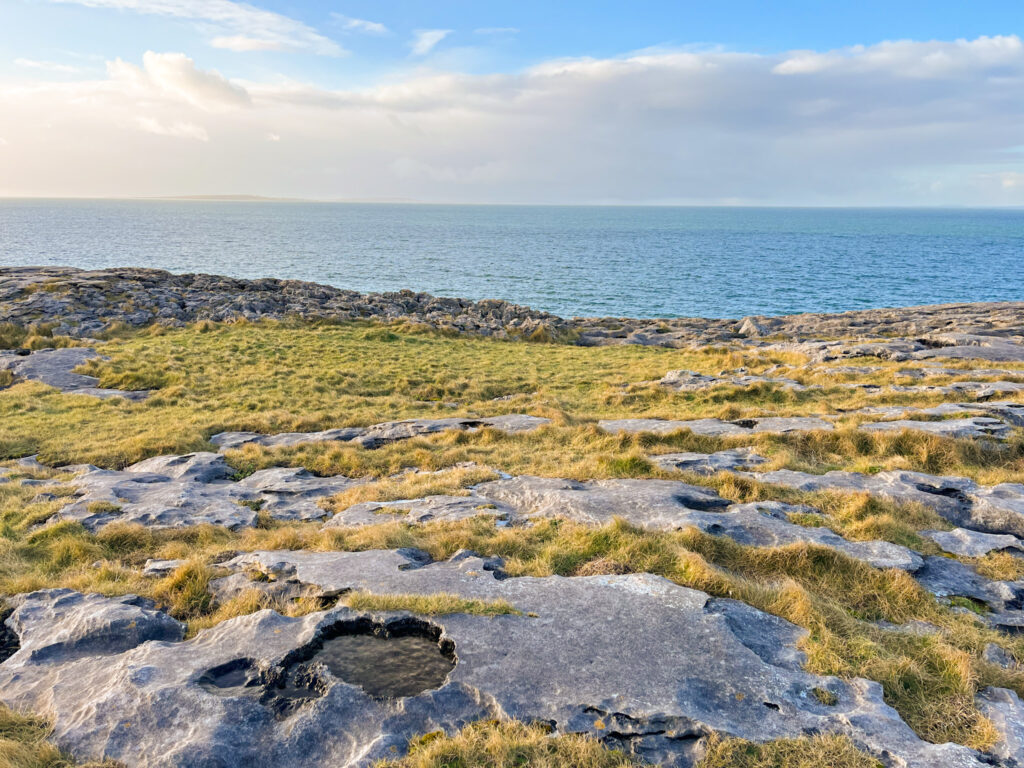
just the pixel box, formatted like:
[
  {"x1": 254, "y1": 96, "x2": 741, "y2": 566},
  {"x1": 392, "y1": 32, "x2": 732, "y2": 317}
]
[
  {"x1": 332, "y1": 14, "x2": 388, "y2": 35},
  {"x1": 136, "y1": 116, "x2": 208, "y2": 141},
  {"x1": 409, "y1": 29, "x2": 451, "y2": 56},
  {"x1": 15, "y1": 57, "x2": 80, "y2": 73},
  {"x1": 474, "y1": 27, "x2": 518, "y2": 35},
  {"x1": 45, "y1": 0, "x2": 344, "y2": 56}
]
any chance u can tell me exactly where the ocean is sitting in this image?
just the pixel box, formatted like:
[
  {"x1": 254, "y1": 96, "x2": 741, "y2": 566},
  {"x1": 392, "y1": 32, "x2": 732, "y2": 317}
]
[{"x1": 1, "y1": 200, "x2": 1021, "y2": 319}]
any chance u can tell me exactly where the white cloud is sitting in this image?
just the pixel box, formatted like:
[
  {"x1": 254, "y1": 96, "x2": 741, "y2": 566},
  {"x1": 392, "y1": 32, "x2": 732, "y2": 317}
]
[
  {"x1": 409, "y1": 29, "x2": 451, "y2": 56},
  {"x1": 266, "y1": 132, "x2": 280, "y2": 141},
  {"x1": 0, "y1": 136, "x2": 8, "y2": 146},
  {"x1": 46, "y1": 0, "x2": 344, "y2": 55},
  {"x1": 332, "y1": 14, "x2": 388, "y2": 35},
  {"x1": 3, "y1": 37, "x2": 1024, "y2": 204},
  {"x1": 15, "y1": 58, "x2": 81, "y2": 73},
  {"x1": 108, "y1": 51, "x2": 251, "y2": 110},
  {"x1": 210, "y1": 36, "x2": 285, "y2": 52},
  {"x1": 136, "y1": 116, "x2": 209, "y2": 140},
  {"x1": 773, "y1": 35, "x2": 1024, "y2": 77},
  {"x1": 474, "y1": 27, "x2": 518, "y2": 35}
]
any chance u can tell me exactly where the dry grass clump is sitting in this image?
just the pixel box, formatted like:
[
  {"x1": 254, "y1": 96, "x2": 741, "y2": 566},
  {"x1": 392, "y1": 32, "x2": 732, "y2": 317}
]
[
  {"x1": 344, "y1": 591, "x2": 521, "y2": 617},
  {"x1": 0, "y1": 704, "x2": 118, "y2": 768},
  {"x1": 373, "y1": 721, "x2": 880, "y2": 768},
  {"x1": 374, "y1": 720, "x2": 643, "y2": 768},
  {"x1": 697, "y1": 732, "x2": 879, "y2": 768}
]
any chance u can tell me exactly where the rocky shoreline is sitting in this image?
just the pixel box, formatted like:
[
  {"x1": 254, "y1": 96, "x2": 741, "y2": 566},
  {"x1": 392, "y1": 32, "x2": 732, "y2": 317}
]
[{"x1": 3, "y1": 265, "x2": 1024, "y2": 348}]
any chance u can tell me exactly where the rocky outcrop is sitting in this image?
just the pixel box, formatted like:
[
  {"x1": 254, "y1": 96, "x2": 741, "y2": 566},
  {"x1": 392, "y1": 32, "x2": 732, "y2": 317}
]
[
  {"x1": 0, "y1": 553, "x2": 990, "y2": 767},
  {"x1": 598, "y1": 416, "x2": 834, "y2": 437},
  {"x1": 211, "y1": 414, "x2": 550, "y2": 452},
  {"x1": 0, "y1": 347, "x2": 148, "y2": 400},
  {"x1": 4, "y1": 267, "x2": 1024, "y2": 356},
  {"x1": 750, "y1": 468, "x2": 1024, "y2": 539},
  {"x1": 51, "y1": 452, "x2": 360, "y2": 530},
  {"x1": 648, "y1": 448, "x2": 768, "y2": 474}
]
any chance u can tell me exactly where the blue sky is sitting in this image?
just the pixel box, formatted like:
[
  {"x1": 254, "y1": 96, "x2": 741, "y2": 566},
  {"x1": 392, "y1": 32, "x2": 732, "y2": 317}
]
[{"x1": 2, "y1": 1, "x2": 1024, "y2": 203}]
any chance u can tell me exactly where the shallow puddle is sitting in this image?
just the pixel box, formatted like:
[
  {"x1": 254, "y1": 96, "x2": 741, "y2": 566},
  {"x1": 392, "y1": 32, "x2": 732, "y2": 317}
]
[{"x1": 314, "y1": 632, "x2": 454, "y2": 698}]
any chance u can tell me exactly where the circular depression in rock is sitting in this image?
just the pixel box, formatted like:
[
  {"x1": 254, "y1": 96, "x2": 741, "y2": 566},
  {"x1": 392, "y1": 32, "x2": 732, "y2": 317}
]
[{"x1": 314, "y1": 620, "x2": 455, "y2": 698}]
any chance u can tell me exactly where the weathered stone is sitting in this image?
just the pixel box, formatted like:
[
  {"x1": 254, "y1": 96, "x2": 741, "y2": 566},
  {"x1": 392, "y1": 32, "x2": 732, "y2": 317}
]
[
  {"x1": 3, "y1": 550, "x2": 983, "y2": 768},
  {"x1": 922, "y1": 528, "x2": 1024, "y2": 558},
  {"x1": 474, "y1": 476, "x2": 730, "y2": 528},
  {"x1": 0, "y1": 347, "x2": 148, "y2": 400},
  {"x1": 649, "y1": 448, "x2": 769, "y2": 475},
  {"x1": 749, "y1": 469, "x2": 1024, "y2": 538},
  {"x1": 680, "y1": 501, "x2": 923, "y2": 571},
  {"x1": 142, "y1": 559, "x2": 187, "y2": 577},
  {"x1": 324, "y1": 495, "x2": 517, "y2": 528},
  {"x1": 52, "y1": 452, "x2": 358, "y2": 530},
  {"x1": 659, "y1": 369, "x2": 807, "y2": 392},
  {"x1": 211, "y1": 415, "x2": 550, "y2": 452},
  {"x1": 860, "y1": 417, "x2": 1012, "y2": 439},
  {"x1": 983, "y1": 644, "x2": 1020, "y2": 670},
  {"x1": 976, "y1": 687, "x2": 1024, "y2": 764},
  {"x1": 598, "y1": 416, "x2": 833, "y2": 437},
  {"x1": 4, "y1": 589, "x2": 185, "y2": 663},
  {"x1": 913, "y1": 556, "x2": 1024, "y2": 613}
]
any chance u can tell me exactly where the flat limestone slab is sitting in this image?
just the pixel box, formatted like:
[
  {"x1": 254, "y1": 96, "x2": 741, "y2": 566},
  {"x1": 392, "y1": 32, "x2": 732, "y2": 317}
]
[
  {"x1": 598, "y1": 416, "x2": 833, "y2": 437},
  {"x1": 51, "y1": 452, "x2": 361, "y2": 530},
  {"x1": 0, "y1": 552, "x2": 984, "y2": 768},
  {"x1": 750, "y1": 468, "x2": 1024, "y2": 539},
  {"x1": 0, "y1": 347, "x2": 148, "y2": 400},
  {"x1": 211, "y1": 414, "x2": 551, "y2": 452}
]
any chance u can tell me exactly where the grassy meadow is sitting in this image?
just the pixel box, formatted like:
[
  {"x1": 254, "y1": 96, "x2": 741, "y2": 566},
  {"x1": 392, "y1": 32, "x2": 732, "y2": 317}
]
[{"x1": 3, "y1": 319, "x2": 1024, "y2": 766}]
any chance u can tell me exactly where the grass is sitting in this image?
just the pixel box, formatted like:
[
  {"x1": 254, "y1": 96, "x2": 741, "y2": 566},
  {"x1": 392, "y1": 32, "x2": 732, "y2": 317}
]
[
  {"x1": 0, "y1": 705, "x2": 116, "y2": 768},
  {"x1": 343, "y1": 591, "x2": 521, "y2": 617},
  {"x1": 372, "y1": 720, "x2": 879, "y2": 768},
  {"x1": 4, "y1": 320, "x2": 1024, "y2": 765}
]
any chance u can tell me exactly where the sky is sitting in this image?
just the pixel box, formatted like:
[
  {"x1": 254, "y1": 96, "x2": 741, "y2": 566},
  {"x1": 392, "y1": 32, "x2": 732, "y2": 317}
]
[{"x1": 1, "y1": 0, "x2": 1024, "y2": 205}]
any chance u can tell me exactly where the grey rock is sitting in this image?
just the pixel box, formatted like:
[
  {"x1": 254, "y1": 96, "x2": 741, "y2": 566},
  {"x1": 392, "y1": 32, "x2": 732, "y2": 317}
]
[
  {"x1": 211, "y1": 415, "x2": 550, "y2": 452},
  {"x1": 976, "y1": 687, "x2": 1024, "y2": 764},
  {"x1": 324, "y1": 495, "x2": 516, "y2": 528},
  {"x1": 237, "y1": 468, "x2": 363, "y2": 522},
  {"x1": 913, "y1": 556, "x2": 1024, "y2": 613},
  {"x1": 649, "y1": 448, "x2": 769, "y2": 475},
  {"x1": 52, "y1": 452, "x2": 358, "y2": 530},
  {"x1": 475, "y1": 476, "x2": 730, "y2": 528},
  {"x1": 4, "y1": 589, "x2": 185, "y2": 663},
  {"x1": 0, "y1": 347, "x2": 148, "y2": 400},
  {"x1": 749, "y1": 469, "x2": 1024, "y2": 538},
  {"x1": 0, "y1": 549, "x2": 972, "y2": 768},
  {"x1": 685, "y1": 501, "x2": 923, "y2": 571},
  {"x1": 983, "y1": 644, "x2": 1020, "y2": 670},
  {"x1": 860, "y1": 417, "x2": 1012, "y2": 439},
  {"x1": 142, "y1": 559, "x2": 187, "y2": 577},
  {"x1": 659, "y1": 369, "x2": 807, "y2": 392},
  {"x1": 922, "y1": 528, "x2": 1024, "y2": 558},
  {"x1": 598, "y1": 416, "x2": 833, "y2": 437}
]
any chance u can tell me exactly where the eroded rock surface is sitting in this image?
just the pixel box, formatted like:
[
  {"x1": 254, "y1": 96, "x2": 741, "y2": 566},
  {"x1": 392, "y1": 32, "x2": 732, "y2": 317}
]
[
  {"x1": 649, "y1": 448, "x2": 769, "y2": 475},
  {"x1": 52, "y1": 452, "x2": 360, "y2": 530},
  {"x1": 923, "y1": 528, "x2": 1024, "y2": 558},
  {"x1": 0, "y1": 552, "x2": 989, "y2": 767},
  {"x1": 324, "y1": 495, "x2": 517, "y2": 528},
  {"x1": 751, "y1": 468, "x2": 1024, "y2": 539},
  {"x1": 659, "y1": 369, "x2": 807, "y2": 392},
  {"x1": 211, "y1": 414, "x2": 550, "y2": 451},
  {"x1": 598, "y1": 416, "x2": 833, "y2": 437},
  {"x1": 0, "y1": 347, "x2": 148, "y2": 400}
]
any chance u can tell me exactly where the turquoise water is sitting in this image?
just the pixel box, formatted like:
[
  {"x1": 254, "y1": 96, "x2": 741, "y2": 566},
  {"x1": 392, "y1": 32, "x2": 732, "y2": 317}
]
[{"x1": 1, "y1": 200, "x2": 1021, "y2": 318}]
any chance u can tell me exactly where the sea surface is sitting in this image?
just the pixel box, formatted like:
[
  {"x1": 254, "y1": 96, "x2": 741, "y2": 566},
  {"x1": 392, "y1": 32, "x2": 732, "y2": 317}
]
[{"x1": 1, "y1": 200, "x2": 1022, "y2": 319}]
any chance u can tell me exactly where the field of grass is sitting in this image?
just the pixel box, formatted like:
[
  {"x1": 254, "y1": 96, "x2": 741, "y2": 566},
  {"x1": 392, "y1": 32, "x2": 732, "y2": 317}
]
[{"x1": 3, "y1": 320, "x2": 1024, "y2": 766}]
